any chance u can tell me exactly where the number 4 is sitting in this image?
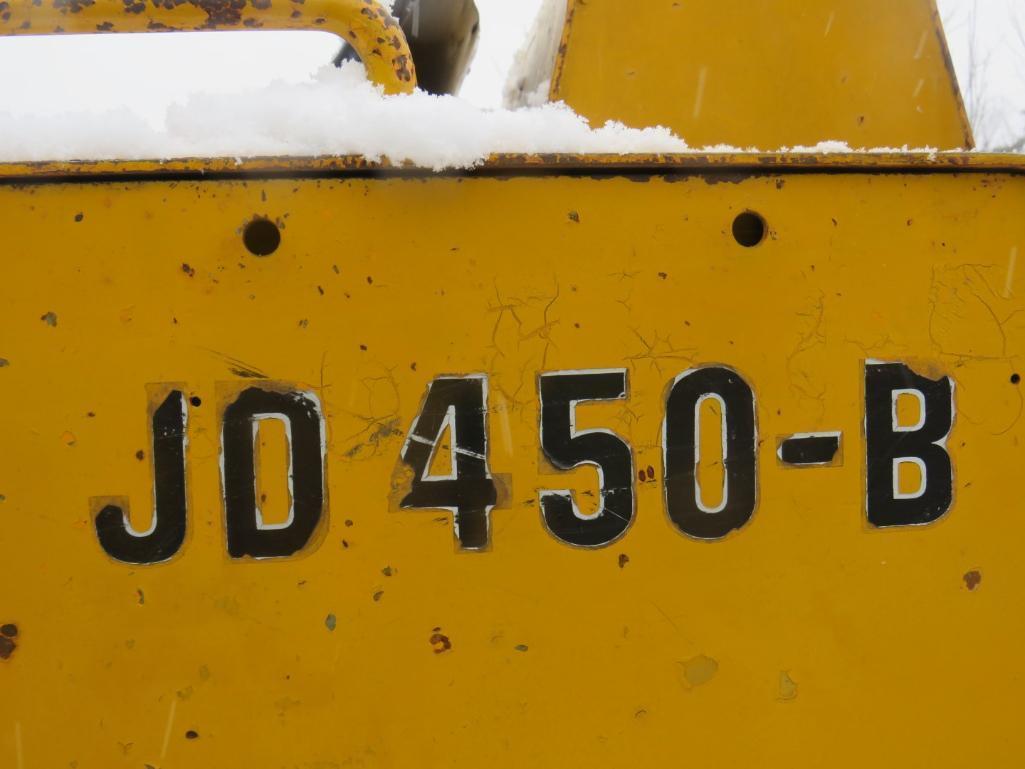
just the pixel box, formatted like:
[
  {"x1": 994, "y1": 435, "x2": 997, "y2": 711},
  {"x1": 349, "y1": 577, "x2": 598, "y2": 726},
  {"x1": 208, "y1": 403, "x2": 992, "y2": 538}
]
[{"x1": 400, "y1": 376, "x2": 498, "y2": 550}]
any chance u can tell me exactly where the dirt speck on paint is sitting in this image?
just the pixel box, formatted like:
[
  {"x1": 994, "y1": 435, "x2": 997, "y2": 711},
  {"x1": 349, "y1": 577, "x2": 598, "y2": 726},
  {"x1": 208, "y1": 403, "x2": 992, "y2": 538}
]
[
  {"x1": 0, "y1": 623, "x2": 18, "y2": 660},
  {"x1": 430, "y1": 629, "x2": 451, "y2": 654},
  {"x1": 679, "y1": 654, "x2": 719, "y2": 688},
  {"x1": 964, "y1": 570, "x2": 982, "y2": 591}
]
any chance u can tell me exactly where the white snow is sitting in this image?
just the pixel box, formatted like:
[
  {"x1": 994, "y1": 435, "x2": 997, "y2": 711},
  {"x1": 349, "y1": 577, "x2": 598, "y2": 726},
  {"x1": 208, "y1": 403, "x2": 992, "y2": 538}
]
[
  {"x1": 0, "y1": 62, "x2": 688, "y2": 169},
  {"x1": 0, "y1": 64, "x2": 955, "y2": 169}
]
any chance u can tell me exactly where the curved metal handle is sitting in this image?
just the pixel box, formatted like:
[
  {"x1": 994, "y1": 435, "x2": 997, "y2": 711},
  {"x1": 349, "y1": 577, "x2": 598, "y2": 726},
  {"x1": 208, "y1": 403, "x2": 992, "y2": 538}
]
[{"x1": 0, "y1": 0, "x2": 417, "y2": 94}]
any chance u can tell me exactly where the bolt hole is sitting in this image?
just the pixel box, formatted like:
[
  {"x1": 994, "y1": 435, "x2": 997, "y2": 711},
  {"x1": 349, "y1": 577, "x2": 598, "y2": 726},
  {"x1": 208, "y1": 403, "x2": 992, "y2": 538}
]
[
  {"x1": 243, "y1": 218, "x2": 281, "y2": 257},
  {"x1": 732, "y1": 211, "x2": 767, "y2": 248},
  {"x1": 1012, "y1": 373, "x2": 1021, "y2": 385}
]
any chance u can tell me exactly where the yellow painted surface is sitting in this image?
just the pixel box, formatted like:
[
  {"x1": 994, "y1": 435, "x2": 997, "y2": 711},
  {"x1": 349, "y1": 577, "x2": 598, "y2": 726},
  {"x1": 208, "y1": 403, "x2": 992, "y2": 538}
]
[
  {"x1": 0, "y1": 165, "x2": 1023, "y2": 767},
  {"x1": 551, "y1": 0, "x2": 973, "y2": 150}
]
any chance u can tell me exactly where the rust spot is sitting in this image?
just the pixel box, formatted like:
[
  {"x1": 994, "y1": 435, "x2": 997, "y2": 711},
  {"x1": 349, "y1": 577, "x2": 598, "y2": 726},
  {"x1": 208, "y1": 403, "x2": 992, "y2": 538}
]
[
  {"x1": 242, "y1": 16, "x2": 261, "y2": 26},
  {"x1": 95, "y1": 20, "x2": 113, "y2": 30},
  {"x1": 381, "y1": 566, "x2": 393, "y2": 576},
  {"x1": 135, "y1": 449, "x2": 145, "y2": 461},
  {"x1": 372, "y1": 590, "x2": 384, "y2": 602},
  {"x1": 618, "y1": 553, "x2": 629, "y2": 569},
  {"x1": 190, "y1": 0, "x2": 248, "y2": 28},
  {"x1": 40, "y1": 311, "x2": 57, "y2": 327},
  {"x1": 184, "y1": 730, "x2": 199, "y2": 739},
  {"x1": 568, "y1": 211, "x2": 580, "y2": 223},
  {"x1": 74, "y1": 212, "x2": 83, "y2": 221},
  {"x1": 181, "y1": 263, "x2": 195, "y2": 277},
  {"x1": 514, "y1": 644, "x2": 529, "y2": 652},
  {"x1": 147, "y1": 19, "x2": 169, "y2": 28},
  {"x1": 429, "y1": 631, "x2": 451, "y2": 654},
  {"x1": 964, "y1": 570, "x2": 982, "y2": 591},
  {"x1": 393, "y1": 53, "x2": 412, "y2": 81},
  {"x1": 52, "y1": 0, "x2": 95, "y2": 13}
]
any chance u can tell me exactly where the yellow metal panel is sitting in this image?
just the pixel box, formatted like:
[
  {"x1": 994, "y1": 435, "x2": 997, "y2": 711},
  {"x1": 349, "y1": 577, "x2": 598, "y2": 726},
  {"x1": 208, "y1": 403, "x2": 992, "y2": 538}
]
[
  {"x1": 550, "y1": 0, "x2": 973, "y2": 150},
  {"x1": 0, "y1": 162, "x2": 1023, "y2": 768}
]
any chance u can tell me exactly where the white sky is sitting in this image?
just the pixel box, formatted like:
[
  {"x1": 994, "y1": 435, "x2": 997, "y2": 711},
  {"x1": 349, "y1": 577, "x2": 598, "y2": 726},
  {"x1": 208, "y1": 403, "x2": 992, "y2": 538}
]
[{"x1": 0, "y1": 0, "x2": 1021, "y2": 149}]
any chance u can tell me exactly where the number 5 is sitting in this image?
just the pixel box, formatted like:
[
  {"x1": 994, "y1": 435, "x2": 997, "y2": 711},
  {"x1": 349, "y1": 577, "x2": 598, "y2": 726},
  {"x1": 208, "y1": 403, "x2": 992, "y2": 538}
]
[{"x1": 538, "y1": 370, "x2": 635, "y2": 548}]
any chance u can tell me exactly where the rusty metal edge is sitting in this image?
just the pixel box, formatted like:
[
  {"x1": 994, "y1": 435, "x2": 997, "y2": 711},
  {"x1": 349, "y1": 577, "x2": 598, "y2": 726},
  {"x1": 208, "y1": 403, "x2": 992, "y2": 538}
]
[
  {"x1": 0, "y1": 153, "x2": 1023, "y2": 184},
  {"x1": 926, "y1": 0, "x2": 975, "y2": 150}
]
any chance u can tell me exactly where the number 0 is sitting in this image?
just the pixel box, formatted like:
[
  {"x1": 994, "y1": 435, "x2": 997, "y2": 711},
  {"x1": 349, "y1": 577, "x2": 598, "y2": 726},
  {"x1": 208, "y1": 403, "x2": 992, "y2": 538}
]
[{"x1": 663, "y1": 366, "x2": 757, "y2": 539}]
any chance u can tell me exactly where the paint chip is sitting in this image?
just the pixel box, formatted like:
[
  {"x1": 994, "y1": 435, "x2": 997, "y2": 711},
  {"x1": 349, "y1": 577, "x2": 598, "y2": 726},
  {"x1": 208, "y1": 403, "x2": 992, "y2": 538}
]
[
  {"x1": 618, "y1": 553, "x2": 630, "y2": 569},
  {"x1": 514, "y1": 644, "x2": 529, "y2": 652},
  {"x1": 680, "y1": 654, "x2": 719, "y2": 688},
  {"x1": 778, "y1": 671, "x2": 798, "y2": 701},
  {"x1": 325, "y1": 613, "x2": 337, "y2": 631},
  {"x1": 40, "y1": 311, "x2": 57, "y2": 327}
]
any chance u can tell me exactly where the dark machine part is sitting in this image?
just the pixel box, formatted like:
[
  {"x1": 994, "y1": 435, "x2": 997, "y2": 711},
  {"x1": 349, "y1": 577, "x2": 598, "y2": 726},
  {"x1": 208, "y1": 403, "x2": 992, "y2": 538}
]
[{"x1": 335, "y1": 0, "x2": 480, "y2": 95}]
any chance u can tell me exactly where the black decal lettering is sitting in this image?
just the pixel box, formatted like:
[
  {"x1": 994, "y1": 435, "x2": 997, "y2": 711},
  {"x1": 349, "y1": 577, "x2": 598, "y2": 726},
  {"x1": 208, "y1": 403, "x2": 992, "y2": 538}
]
[
  {"x1": 223, "y1": 388, "x2": 325, "y2": 558},
  {"x1": 94, "y1": 389, "x2": 188, "y2": 565},
  {"x1": 401, "y1": 376, "x2": 497, "y2": 550},
  {"x1": 664, "y1": 366, "x2": 757, "y2": 539},
  {"x1": 778, "y1": 433, "x2": 841, "y2": 466},
  {"x1": 865, "y1": 362, "x2": 954, "y2": 527},
  {"x1": 538, "y1": 370, "x2": 634, "y2": 548}
]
